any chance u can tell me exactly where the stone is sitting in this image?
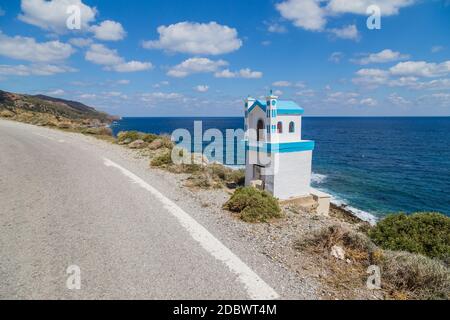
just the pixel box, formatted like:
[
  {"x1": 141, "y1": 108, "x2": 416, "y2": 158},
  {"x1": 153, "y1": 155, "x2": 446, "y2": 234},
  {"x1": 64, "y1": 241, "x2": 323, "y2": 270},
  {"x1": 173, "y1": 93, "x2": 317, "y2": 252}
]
[
  {"x1": 330, "y1": 245, "x2": 346, "y2": 260},
  {"x1": 118, "y1": 138, "x2": 132, "y2": 145},
  {"x1": 250, "y1": 180, "x2": 264, "y2": 191},
  {"x1": 192, "y1": 153, "x2": 209, "y2": 165},
  {"x1": 148, "y1": 139, "x2": 164, "y2": 150},
  {"x1": 128, "y1": 139, "x2": 146, "y2": 149}
]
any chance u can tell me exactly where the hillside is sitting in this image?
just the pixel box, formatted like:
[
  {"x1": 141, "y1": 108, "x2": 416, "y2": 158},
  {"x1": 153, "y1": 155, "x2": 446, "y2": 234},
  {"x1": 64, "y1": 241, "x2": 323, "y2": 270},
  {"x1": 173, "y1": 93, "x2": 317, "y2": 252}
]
[{"x1": 0, "y1": 90, "x2": 113, "y2": 124}]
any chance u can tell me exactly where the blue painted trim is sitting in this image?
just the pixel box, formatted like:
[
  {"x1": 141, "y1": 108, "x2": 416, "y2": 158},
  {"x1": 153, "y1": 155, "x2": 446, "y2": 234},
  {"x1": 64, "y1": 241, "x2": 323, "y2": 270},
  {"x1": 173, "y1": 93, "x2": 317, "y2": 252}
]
[
  {"x1": 247, "y1": 100, "x2": 267, "y2": 114},
  {"x1": 246, "y1": 141, "x2": 315, "y2": 153},
  {"x1": 248, "y1": 99, "x2": 304, "y2": 116},
  {"x1": 278, "y1": 109, "x2": 304, "y2": 115}
]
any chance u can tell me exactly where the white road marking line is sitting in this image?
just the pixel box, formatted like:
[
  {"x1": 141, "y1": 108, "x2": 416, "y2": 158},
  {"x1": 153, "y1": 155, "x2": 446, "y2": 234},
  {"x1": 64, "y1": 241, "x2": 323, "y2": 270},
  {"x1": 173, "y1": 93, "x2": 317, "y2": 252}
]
[{"x1": 103, "y1": 158, "x2": 279, "y2": 300}]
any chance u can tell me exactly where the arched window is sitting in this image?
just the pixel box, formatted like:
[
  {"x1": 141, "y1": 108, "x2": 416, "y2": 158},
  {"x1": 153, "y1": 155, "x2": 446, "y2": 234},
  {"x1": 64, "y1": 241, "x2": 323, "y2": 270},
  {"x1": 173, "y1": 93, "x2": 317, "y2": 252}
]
[
  {"x1": 289, "y1": 121, "x2": 295, "y2": 133},
  {"x1": 257, "y1": 119, "x2": 265, "y2": 141},
  {"x1": 277, "y1": 122, "x2": 283, "y2": 134}
]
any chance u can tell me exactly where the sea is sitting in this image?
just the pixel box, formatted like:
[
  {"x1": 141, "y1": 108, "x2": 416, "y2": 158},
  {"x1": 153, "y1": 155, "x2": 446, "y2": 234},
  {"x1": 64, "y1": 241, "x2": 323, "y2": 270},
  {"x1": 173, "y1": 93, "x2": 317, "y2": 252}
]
[{"x1": 111, "y1": 117, "x2": 450, "y2": 222}]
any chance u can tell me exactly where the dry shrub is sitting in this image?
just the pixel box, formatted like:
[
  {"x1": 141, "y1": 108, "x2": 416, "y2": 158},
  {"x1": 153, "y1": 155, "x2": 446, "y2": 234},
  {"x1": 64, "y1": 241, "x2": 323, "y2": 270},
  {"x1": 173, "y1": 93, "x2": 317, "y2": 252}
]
[
  {"x1": 224, "y1": 187, "x2": 282, "y2": 223},
  {"x1": 150, "y1": 151, "x2": 173, "y2": 167},
  {"x1": 380, "y1": 250, "x2": 450, "y2": 300},
  {"x1": 83, "y1": 127, "x2": 113, "y2": 136},
  {"x1": 300, "y1": 225, "x2": 376, "y2": 261}
]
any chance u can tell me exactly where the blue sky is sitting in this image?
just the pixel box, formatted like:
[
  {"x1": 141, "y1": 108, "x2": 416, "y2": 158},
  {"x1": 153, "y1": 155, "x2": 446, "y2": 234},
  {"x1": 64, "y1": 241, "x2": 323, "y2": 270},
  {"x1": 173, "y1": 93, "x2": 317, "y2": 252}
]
[{"x1": 0, "y1": 0, "x2": 449, "y2": 116}]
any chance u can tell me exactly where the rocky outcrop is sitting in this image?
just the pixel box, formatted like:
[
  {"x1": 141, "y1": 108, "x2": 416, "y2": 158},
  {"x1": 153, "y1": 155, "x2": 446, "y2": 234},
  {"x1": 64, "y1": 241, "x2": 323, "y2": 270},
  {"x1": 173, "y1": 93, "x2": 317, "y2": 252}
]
[{"x1": 128, "y1": 140, "x2": 147, "y2": 149}]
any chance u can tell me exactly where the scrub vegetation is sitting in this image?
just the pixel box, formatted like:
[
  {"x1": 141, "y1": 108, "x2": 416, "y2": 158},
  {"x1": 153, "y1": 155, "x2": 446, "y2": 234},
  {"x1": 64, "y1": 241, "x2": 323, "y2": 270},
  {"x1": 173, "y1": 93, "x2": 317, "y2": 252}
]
[
  {"x1": 368, "y1": 212, "x2": 450, "y2": 262},
  {"x1": 224, "y1": 187, "x2": 282, "y2": 223},
  {"x1": 298, "y1": 217, "x2": 450, "y2": 300}
]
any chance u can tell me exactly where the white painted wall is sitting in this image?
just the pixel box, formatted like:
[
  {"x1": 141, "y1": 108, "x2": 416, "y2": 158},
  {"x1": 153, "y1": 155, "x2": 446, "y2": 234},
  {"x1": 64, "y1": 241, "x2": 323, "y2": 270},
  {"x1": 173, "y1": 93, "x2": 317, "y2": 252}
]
[
  {"x1": 273, "y1": 151, "x2": 312, "y2": 199},
  {"x1": 272, "y1": 115, "x2": 302, "y2": 143}
]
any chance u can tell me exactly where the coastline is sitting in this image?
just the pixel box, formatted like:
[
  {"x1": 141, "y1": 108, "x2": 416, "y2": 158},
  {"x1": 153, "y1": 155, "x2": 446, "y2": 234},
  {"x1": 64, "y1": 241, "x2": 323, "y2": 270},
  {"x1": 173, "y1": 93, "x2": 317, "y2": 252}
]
[{"x1": 2, "y1": 118, "x2": 448, "y2": 300}]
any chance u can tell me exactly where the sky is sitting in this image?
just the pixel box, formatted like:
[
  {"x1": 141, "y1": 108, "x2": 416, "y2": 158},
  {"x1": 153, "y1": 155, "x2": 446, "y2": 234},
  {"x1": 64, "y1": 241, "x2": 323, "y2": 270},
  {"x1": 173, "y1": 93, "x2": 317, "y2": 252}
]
[{"x1": 0, "y1": 0, "x2": 449, "y2": 117}]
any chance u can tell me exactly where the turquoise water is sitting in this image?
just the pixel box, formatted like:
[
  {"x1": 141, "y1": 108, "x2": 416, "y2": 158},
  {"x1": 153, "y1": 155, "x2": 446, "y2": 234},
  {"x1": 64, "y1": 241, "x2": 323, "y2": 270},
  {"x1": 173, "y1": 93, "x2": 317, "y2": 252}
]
[{"x1": 111, "y1": 117, "x2": 450, "y2": 219}]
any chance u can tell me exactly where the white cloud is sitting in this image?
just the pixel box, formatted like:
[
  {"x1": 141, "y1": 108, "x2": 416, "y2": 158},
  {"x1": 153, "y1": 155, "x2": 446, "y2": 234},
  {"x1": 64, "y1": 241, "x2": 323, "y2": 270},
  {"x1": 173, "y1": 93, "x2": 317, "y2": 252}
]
[
  {"x1": 420, "y1": 78, "x2": 450, "y2": 90},
  {"x1": 276, "y1": 0, "x2": 416, "y2": 37},
  {"x1": 90, "y1": 20, "x2": 126, "y2": 41},
  {"x1": 0, "y1": 6, "x2": 5, "y2": 16},
  {"x1": 388, "y1": 93, "x2": 411, "y2": 105},
  {"x1": 360, "y1": 98, "x2": 378, "y2": 106},
  {"x1": 108, "y1": 61, "x2": 152, "y2": 73},
  {"x1": 85, "y1": 44, "x2": 123, "y2": 65},
  {"x1": 352, "y1": 68, "x2": 390, "y2": 87},
  {"x1": 273, "y1": 90, "x2": 283, "y2": 96},
  {"x1": 79, "y1": 93, "x2": 97, "y2": 99},
  {"x1": 273, "y1": 81, "x2": 292, "y2": 87},
  {"x1": 0, "y1": 64, "x2": 76, "y2": 76},
  {"x1": 296, "y1": 89, "x2": 316, "y2": 97},
  {"x1": 69, "y1": 37, "x2": 93, "y2": 47},
  {"x1": 390, "y1": 61, "x2": 450, "y2": 77},
  {"x1": 431, "y1": 46, "x2": 444, "y2": 53},
  {"x1": 276, "y1": 0, "x2": 326, "y2": 31},
  {"x1": 18, "y1": 0, "x2": 97, "y2": 33},
  {"x1": 239, "y1": 68, "x2": 263, "y2": 79},
  {"x1": 388, "y1": 76, "x2": 420, "y2": 88},
  {"x1": 214, "y1": 68, "x2": 263, "y2": 79},
  {"x1": 167, "y1": 58, "x2": 228, "y2": 78},
  {"x1": 324, "y1": 91, "x2": 359, "y2": 105},
  {"x1": 153, "y1": 81, "x2": 170, "y2": 88},
  {"x1": 417, "y1": 93, "x2": 450, "y2": 107},
  {"x1": 267, "y1": 22, "x2": 287, "y2": 33},
  {"x1": 195, "y1": 85, "x2": 209, "y2": 93},
  {"x1": 143, "y1": 21, "x2": 242, "y2": 55},
  {"x1": 46, "y1": 89, "x2": 65, "y2": 96},
  {"x1": 329, "y1": 51, "x2": 344, "y2": 63},
  {"x1": 116, "y1": 79, "x2": 130, "y2": 85},
  {"x1": 214, "y1": 69, "x2": 236, "y2": 78},
  {"x1": 353, "y1": 59, "x2": 450, "y2": 90},
  {"x1": 140, "y1": 92, "x2": 185, "y2": 104},
  {"x1": 102, "y1": 91, "x2": 127, "y2": 99},
  {"x1": 326, "y1": 0, "x2": 416, "y2": 16},
  {"x1": 0, "y1": 32, "x2": 74, "y2": 62},
  {"x1": 353, "y1": 49, "x2": 410, "y2": 65},
  {"x1": 329, "y1": 24, "x2": 359, "y2": 40},
  {"x1": 85, "y1": 44, "x2": 152, "y2": 72}
]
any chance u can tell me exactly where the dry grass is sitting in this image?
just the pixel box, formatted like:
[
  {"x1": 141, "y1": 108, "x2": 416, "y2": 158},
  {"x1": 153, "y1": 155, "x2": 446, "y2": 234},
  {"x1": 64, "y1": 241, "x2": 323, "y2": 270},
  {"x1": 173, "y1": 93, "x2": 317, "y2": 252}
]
[
  {"x1": 297, "y1": 224, "x2": 450, "y2": 300},
  {"x1": 379, "y1": 250, "x2": 450, "y2": 300}
]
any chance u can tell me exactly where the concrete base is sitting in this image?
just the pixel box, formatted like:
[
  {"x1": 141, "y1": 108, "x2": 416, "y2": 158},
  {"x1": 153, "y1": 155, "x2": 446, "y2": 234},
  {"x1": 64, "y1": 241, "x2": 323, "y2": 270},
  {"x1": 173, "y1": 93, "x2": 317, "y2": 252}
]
[
  {"x1": 310, "y1": 188, "x2": 331, "y2": 216},
  {"x1": 280, "y1": 195, "x2": 318, "y2": 212},
  {"x1": 280, "y1": 189, "x2": 331, "y2": 216}
]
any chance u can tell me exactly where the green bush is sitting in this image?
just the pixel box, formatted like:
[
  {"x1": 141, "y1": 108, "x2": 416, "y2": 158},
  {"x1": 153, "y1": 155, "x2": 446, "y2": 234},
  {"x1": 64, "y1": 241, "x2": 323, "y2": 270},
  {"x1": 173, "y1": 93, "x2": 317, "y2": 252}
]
[
  {"x1": 207, "y1": 165, "x2": 245, "y2": 187},
  {"x1": 226, "y1": 169, "x2": 245, "y2": 186},
  {"x1": 369, "y1": 212, "x2": 450, "y2": 261},
  {"x1": 224, "y1": 187, "x2": 282, "y2": 223},
  {"x1": 117, "y1": 131, "x2": 141, "y2": 142},
  {"x1": 150, "y1": 151, "x2": 173, "y2": 167},
  {"x1": 141, "y1": 133, "x2": 159, "y2": 143},
  {"x1": 380, "y1": 250, "x2": 450, "y2": 300}
]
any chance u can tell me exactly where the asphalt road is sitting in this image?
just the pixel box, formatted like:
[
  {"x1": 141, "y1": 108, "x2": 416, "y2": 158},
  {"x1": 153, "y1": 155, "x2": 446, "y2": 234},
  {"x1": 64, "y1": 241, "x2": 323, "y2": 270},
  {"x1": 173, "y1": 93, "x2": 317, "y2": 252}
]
[{"x1": 0, "y1": 119, "x2": 312, "y2": 300}]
